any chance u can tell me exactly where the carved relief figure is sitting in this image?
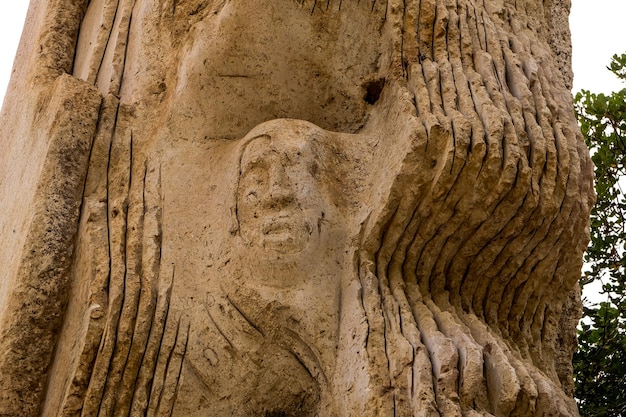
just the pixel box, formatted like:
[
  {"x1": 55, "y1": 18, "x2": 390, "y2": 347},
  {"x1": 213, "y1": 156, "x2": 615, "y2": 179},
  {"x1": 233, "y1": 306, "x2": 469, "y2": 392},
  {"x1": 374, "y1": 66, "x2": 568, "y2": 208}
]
[{"x1": 103, "y1": 118, "x2": 362, "y2": 416}]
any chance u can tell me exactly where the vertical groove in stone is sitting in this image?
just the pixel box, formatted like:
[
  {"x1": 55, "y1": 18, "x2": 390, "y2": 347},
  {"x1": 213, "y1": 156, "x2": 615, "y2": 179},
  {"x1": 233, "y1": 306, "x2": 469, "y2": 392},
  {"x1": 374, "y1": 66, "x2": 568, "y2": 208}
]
[
  {"x1": 53, "y1": 94, "x2": 119, "y2": 417},
  {"x1": 81, "y1": 104, "x2": 133, "y2": 417}
]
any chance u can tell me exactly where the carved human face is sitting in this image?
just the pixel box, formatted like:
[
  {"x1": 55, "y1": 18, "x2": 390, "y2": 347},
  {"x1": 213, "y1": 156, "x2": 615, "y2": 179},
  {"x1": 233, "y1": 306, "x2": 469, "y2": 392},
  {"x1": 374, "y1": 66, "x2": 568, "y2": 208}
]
[{"x1": 237, "y1": 128, "x2": 327, "y2": 254}]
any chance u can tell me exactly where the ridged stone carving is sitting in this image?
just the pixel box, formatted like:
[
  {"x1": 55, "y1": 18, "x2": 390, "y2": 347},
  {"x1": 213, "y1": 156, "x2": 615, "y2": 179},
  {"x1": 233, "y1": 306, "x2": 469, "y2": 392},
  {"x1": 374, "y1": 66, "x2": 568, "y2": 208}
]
[{"x1": 0, "y1": 0, "x2": 593, "y2": 416}]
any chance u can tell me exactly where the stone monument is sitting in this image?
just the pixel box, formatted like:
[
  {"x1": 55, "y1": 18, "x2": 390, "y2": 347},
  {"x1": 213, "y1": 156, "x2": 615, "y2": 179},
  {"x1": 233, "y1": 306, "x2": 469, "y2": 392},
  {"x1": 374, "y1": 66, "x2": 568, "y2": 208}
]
[{"x1": 0, "y1": 0, "x2": 594, "y2": 416}]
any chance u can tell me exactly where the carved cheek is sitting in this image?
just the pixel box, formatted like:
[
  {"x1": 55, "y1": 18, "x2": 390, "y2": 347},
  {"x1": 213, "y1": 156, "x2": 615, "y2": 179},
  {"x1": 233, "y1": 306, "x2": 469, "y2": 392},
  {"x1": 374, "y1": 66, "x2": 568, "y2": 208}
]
[{"x1": 239, "y1": 168, "x2": 268, "y2": 221}]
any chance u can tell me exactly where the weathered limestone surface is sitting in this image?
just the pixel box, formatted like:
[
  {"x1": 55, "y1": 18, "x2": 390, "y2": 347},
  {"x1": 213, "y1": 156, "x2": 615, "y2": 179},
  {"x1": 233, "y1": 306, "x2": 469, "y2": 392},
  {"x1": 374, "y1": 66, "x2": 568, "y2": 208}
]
[{"x1": 0, "y1": 0, "x2": 593, "y2": 416}]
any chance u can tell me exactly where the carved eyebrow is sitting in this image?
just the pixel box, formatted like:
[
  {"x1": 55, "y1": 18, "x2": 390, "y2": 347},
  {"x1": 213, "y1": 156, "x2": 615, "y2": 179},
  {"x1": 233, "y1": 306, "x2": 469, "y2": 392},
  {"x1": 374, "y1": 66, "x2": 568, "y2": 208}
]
[
  {"x1": 241, "y1": 151, "x2": 285, "y2": 175},
  {"x1": 240, "y1": 137, "x2": 272, "y2": 169}
]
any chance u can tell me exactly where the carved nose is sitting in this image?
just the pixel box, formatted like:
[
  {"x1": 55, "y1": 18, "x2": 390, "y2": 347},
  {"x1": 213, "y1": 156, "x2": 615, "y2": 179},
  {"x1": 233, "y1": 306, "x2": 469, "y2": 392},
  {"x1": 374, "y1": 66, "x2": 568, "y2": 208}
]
[{"x1": 266, "y1": 166, "x2": 295, "y2": 208}]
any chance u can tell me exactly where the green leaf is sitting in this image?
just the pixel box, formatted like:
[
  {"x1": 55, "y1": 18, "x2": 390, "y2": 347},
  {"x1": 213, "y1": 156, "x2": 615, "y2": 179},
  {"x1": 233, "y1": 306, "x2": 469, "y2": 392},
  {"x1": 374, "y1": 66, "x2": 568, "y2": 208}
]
[{"x1": 575, "y1": 52, "x2": 626, "y2": 417}]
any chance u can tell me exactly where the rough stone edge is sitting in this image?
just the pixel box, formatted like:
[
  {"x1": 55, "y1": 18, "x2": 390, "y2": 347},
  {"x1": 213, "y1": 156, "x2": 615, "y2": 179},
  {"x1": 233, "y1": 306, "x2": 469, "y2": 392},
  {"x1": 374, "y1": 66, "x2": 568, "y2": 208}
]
[
  {"x1": 0, "y1": 74, "x2": 102, "y2": 417},
  {"x1": 0, "y1": 0, "x2": 91, "y2": 313},
  {"x1": 548, "y1": 0, "x2": 574, "y2": 90}
]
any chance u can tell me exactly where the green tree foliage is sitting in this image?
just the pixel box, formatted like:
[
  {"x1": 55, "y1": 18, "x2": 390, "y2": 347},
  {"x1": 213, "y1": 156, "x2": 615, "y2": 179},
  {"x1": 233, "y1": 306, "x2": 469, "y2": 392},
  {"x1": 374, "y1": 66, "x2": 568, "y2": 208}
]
[{"x1": 574, "y1": 53, "x2": 626, "y2": 417}]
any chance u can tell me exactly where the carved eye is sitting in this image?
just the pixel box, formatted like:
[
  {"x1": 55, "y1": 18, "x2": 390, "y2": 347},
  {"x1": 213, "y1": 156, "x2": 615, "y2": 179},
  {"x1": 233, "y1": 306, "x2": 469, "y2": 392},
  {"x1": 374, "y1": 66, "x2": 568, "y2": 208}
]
[
  {"x1": 246, "y1": 191, "x2": 259, "y2": 204},
  {"x1": 242, "y1": 166, "x2": 267, "y2": 186}
]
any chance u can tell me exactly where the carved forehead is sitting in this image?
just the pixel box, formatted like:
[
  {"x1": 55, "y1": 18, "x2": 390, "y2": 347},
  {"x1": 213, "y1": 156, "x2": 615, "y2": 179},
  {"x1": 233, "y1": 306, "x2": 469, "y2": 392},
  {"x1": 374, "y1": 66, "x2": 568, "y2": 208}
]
[{"x1": 240, "y1": 133, "x2": 314, "y2": 169}]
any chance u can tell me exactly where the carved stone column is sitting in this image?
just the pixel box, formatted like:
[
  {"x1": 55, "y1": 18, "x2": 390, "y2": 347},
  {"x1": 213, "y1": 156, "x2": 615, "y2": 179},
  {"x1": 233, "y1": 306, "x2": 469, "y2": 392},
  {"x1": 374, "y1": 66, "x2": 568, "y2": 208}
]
[{"x1": 0, "y1": 0, "x2": 593, "y2": 416}]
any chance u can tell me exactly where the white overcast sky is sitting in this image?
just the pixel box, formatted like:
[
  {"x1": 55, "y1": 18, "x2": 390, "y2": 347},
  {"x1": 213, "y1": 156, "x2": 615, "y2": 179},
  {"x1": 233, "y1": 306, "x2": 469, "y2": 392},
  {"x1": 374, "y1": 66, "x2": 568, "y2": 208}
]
[{"x1": 0, "y1": 1, "x2": 625, "y2": 102}]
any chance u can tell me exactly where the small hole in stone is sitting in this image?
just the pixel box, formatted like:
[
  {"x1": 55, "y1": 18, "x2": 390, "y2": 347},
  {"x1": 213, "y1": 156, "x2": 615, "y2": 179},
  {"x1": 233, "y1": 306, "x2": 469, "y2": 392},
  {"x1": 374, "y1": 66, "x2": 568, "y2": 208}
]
[{"x1": 363, "y1": 78, "x2": 385, "y2": 105}]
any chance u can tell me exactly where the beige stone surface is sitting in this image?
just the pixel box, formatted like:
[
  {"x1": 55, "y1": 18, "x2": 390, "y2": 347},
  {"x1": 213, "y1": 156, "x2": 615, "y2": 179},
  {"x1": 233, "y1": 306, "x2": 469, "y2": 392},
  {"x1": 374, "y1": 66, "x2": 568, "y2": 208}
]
[{"x1": 0, "y1": 0, "x2": 593, "y2": 416}]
